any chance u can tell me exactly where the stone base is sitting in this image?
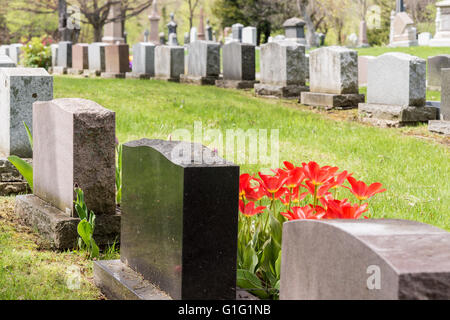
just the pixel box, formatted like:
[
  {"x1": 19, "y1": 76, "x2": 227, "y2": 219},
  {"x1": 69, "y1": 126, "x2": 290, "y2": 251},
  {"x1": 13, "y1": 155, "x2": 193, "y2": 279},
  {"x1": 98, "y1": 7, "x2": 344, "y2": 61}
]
[
  {"x1": 101, "y1": 72, "x2": 126, "y2": 79},
  {"x1": 389, "y1": 40, "x2": 418, "y2": 47},
  {"x1": 67, "y1": 68, "x2": 84, "y2": 75},
  {"x1": 0, "y1": 158, "x2": 31, "y2": 196},
  {"x1": 15, "y1": 194, "x2": 121, "y2": 249},
  {"x1": 358, "y1": 103, "x2": 438, "y2": 127},
  {"x1": 83, "y1": 70, "x2": 101, "y2": 77},
  {"x1": 301, "y1": 92, "x2": 365, "y2": 110},
  {"x1": 215, "y1": 79, "x2": 259, "y2": 89},
  {"x1": 429, "y1": 38, "x2": 450, "y2": 47},
  {"x1": 180, "y1": 74, "x2": 219, "y2": 85},
  {"x1": 125, "y1": 72, "x2": 153, "y2": 80},
  {"x1": 52, "y1": 66, "x2": 68, "y2": 75},
  {"x1": 254, "y1": 83, "x2": 309, "y2": 99},
  {"x1": 94, "y1": 259, "x2": 259, "y2": 300},
  {"x1": 153, "y1": 75, "x2": 180, "y2": 82},
  {"x1": 428, "y1": 120, "x2": 450, "y2": 136}
]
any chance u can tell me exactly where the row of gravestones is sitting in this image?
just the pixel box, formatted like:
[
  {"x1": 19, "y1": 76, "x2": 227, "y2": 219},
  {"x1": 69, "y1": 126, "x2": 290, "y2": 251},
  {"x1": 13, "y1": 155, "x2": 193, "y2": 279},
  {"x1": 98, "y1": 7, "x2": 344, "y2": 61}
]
[
  {"x1": 0, "y1": 63, "x2": 449, "y2": 299},
  {"x1": 0, "y1": 44, "x2": 23, "y2": 65}
]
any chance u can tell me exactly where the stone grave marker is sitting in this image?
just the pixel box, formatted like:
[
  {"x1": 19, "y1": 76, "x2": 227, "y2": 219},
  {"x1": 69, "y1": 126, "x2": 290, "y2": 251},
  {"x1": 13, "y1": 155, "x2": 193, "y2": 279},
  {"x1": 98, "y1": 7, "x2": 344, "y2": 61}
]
[
  {"x1": 68, "y1": 43, "x2": 89, "y2": 75},
  {"x1": 9, "y1": 44, "x2": 23, "y2": 65},
  {"x1": 429, "y1": 68, "x2": 450, "y2": 135},
  {"x1": 301, "y1": 46, "x2": 364, "y2": 109},
  {"x1": 216, "y1": 42, "x2": 257, "y2": 89},
  {"x1": 390, "y1": 11, "x2": 418, "y2": 47},
  {"x1": 180, "y1": 40, "x2": 220, "y2": 85},
  {"x1": 15, "y1": 98, "x2": 120, "y2": 249},
  {"x1": 418, "y1": 32, "x2": 432, "y2": 46},
  {"x1": 359, "y1": 52, "x2": 437, "y2": 127},
  {"x1": 427, "y1": 55, "x2": 450, "y2": 91},
  {"x1": 93, "y1": 139, "x2": 239, "y2": 300},
  {"x1": 154, "y1": 45, "x2": 185, "y2": 82},
  {"x1": 254, "y1": 41, "x2": 308, "y2": 99},
  {"x1": 88, "y1": 42, "x2": 108, "y2": 76},
  {"x1": 0, "y1": 45, "x2": 10, "y2": 56},
  {"x1": 430, "y1": 1, "x2": 450, "y2": 47},
  {"x1": 51, "y1": 44, "x2": 58, "y2": 69},
  {"x1": 0, "y1": 55, "x2": 16, "y2": 67},
  {"x1": 190, "y1": 27, "x2": 198, "y2": 43},
  {"x1": 358, "y1": 55, "x2": 375, "y2": 87},
  {"x1": 232, "y1": 23, "x2": 244, "y2": 42},
  {"x1": 101, "y1": 44, "x2": 130, "y2": 78},
  {"x1": 280, "y1": 219, "x2": 450, "y2": 300},
  {"x1": 283, "y1": 17, "x2": 306, "y2": 45},
  {"x1": 102, "y1": 2, "x2": 124, "y2": 44},
  {"x1": 53, "y1": 41, "x2": 72, "y2": 75},
  {"x1": 126, "y1": 42, "x2": 155, "y2": 79},
  {"x1": 242, "y1": 27, "x2": 257, "y2": 46}
]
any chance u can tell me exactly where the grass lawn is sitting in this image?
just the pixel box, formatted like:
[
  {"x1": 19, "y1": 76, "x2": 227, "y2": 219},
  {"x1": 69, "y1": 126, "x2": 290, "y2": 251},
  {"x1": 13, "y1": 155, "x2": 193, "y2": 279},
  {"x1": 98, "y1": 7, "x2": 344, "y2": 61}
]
[
  {"x1": 356, "y1": 46, "x2": 450, "y2": 60},
  {"x1": 0, "y1": 73, "x2": 449, "y2": 299}
]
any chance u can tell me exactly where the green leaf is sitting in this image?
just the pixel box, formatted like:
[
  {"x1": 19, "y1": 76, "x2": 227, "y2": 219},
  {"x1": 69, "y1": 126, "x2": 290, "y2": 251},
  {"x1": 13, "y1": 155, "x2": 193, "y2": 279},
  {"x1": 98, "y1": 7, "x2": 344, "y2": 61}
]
[
  {"x1": 23, "y1": 121, "x2": 33, "y2": 149},
  {"x1": 90, "y1": 238, "x2": 99, "y2": 259},
  {"x1": 236, "y1": 269, "x2": 270, "y2": 299},
  {"x1": 7, "y1": 156, "x2": 33, "y2": 191},
  {"x1": 242, "y1": 245, "x2": 258, "y2": 273},
  {"x1": 269, "y1": 214, "x2": 282, "y2": 247},
  {"x1": 275, "y1": 250, "x2": 282, "y2": 279},
  {"x1": 77, "y1": 219, "x2": 92, "y2": 248}
]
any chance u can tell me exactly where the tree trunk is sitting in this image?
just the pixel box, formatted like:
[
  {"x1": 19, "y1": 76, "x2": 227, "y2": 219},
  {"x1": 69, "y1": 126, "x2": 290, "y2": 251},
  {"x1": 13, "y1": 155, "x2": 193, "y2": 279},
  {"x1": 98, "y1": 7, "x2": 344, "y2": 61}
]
[
  {"x1": 297, "y1": 0, "x2": 317, "y2": 47},
  {"x1": 94, "y1": 26, "x2": 102, "y2": 42}
]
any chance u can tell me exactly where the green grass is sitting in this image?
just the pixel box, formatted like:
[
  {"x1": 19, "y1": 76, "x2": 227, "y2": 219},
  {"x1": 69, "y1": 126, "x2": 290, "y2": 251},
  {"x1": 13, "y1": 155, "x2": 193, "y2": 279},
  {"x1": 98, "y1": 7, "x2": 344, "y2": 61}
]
[
  {"x1": 356, "y1": 46, "x2": 450, "y2": 60},
  {"x1": 54, "y1": 76, "x2": 450, "y2": 231}
]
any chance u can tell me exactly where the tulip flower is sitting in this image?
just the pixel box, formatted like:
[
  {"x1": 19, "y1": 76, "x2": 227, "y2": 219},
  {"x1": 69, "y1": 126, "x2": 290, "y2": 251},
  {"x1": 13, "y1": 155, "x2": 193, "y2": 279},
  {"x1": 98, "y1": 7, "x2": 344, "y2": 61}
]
[
  {"x1": 285, "y1": 167, "x2": 305, "y2": 189},
  {"x1": 239, "y1": 200, "x2": 266, "y2": 217},
  {"x1": 239, "y1": 174, "x2": 253, "y2": 200},
  {"x1": 281, "y1": 205, "x2": 326, "y2": 221},
  {"x1": 345, "y1": 176, "x2": 386, "y2": 201},
  {"x1": 302, "y1": 161, "x2": 339, "y2": 186},
  {"x1": 325, "y1": 199, "x2": 369, "y2": 219},
  {"x1": 258, "y1": 172, "x2": 288, "y2": 195}
]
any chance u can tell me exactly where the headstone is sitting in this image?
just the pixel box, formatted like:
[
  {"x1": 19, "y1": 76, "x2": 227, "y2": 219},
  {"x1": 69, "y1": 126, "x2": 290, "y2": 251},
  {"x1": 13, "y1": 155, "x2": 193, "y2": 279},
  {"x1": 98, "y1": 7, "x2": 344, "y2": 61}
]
[
  {"x1": 88, "y1": 42, "x2": 108, "y2": 76},
  {"x1": 51, "y1": 44, "x2": 58, "y2": 67},
  {"x1": 0, "y1": 45, "x2": 10, "y2": 57},
  {"x1": 206, "y1": 19, "x2": 213, "y2": 41},
  {"x1": 159, "y1": 32, "x2": 166, "y2": 45},
  {"x1": 54, "y1": 41, "x2": 72, "y2": 74},
  {"x1": 396, "y1": 0, "x2": 405, "y2": 12},
  {"x1": 232, "y1": 23, "x2": 244, "y2": 42},
  {"x1": 102, "y1": 3, "x2": 124, "y2": 43},
  {"x1": 0, "y1": 55, "x2": 16, "y2": 67},
  {"x1": 126, "y1": 42, "x2": 155, "y2": 79},
  {"x1": 242, "y1": 27, "x2": 257, "y2": 46},
  {"x1": 94, "y1": 139, "x2": 239, "y2": 300},
  {"x1": 184, "y1": 32, "x2": 190, "y2": 46},
  {"x1": 358, "y1": 55, "x2": 375, "y2": 87},
  {"x1": 180, "y1": 40, "x2": 220, "y2": 85},
  {"x1": 190, "y1": 27, "x2": 198, "y2": 43},
  {"x1": 15, "y1": 98, "x2": 120, "y2": 249},
  {"x1": 154, "y1": 45, "x2": 185, "y2": 82},
  {"x1": 167, "y1": 12, "x2": 177, "y2": 37},
  {"x1": 9, "y1": 44, "x2": 23, "y2": 65},
  {"x1": 0, "y1": 68, "x2": 53, "y2": 158},
  {"x1": 69, "y1": 43, "x2": 89, "y2": 74},
  {"x1": 280, "y1": 219, "x2": 450, "y2": 300},
  {"x1": 198, "y1": 8, "x2": 206, "y2": 40},
  {"x1": 149, "y1": 0, "x2": 160, "y2": 44},
  {"x1": 439, "y1": 68, "x2": 450, "y2": 120},
  {"x1": 216, "y1": 42, "x2": 257, "y2": 89},
  {"x1": 389, "y1": 11, "x2": 418, "y2": 47},
  {"x1": 144, "y1": 29, "x2": 150, "y2": 43},
  {"x1": 359, "y1": 53, "x2": 437, "y2": 127},
  {"x1": 254, "y1": 41, "x2": 308, "y2": 99},
  {"x1": 283, "y1": 17, "x2": 306, "y2": 45},
  {"x1": 430, "y1": 1, "x2": 450, "y2": 47},
  {"x1": 358, "y1": 20, "x2": 369, "y2": 47},
  {"x1": 347, "y1": 33, "x2": 358, "y2": 47},
  {"x1": 58, "y1": 0, "x2": 76, "y2": 42},
  {"x1": 418, "y1": 32, "x2": 432, "y2": 46},
  {"x1": 101, "y1": 44, "x2": 130, "y2": 78},
  {"x1": 301, "y1": 46, "x2": 364, "y2": 109},
  {"x1": 427, "y1": 55, "x2": 450, "y2": 91},
  {"x1": 168, "y1": 33, "x2": 178, "y2": 46}
]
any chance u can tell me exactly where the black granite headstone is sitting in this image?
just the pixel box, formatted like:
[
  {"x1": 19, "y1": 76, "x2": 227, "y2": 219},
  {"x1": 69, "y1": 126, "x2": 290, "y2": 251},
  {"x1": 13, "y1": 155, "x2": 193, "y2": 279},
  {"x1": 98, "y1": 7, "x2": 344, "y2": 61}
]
[
  {"x1": 121, "y1": 139, "x2": 239, "y2": 300},
  {"x1": 223, "y1": 42, "x2": 255, "y2": 81}
]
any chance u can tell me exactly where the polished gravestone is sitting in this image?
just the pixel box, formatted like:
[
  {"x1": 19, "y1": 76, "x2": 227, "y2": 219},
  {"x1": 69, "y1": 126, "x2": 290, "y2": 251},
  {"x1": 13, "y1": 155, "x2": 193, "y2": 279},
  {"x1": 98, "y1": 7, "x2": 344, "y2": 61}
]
[
  {"x1": 154, "y1": 45, "x2": 185, "y2": 82},
  {"x1": 180, "y1": 40, "x2": 220, "y2": 85},
  {"x1": 15, "y1": 98, "x2": 120, "y2": 248},
  {"x1": 126, "y1": 42, "x2": 155, "y2": 79},
  {"x1": 216, "y1": 42, "x2": 258, "y2": 89},
  {"x1": 280, "y1": 219, "x2": 450, "y2": 300},
  {"x1": 101, "y1": 44, "x2": 130, "y2": 78},
  {"x1": 301, "y1": 46, "x2": 364, "y2": 109},
  {"x1": 87, "y1": 43, "x2": 108, "y2": 77},
  {"x1": 94, "y1": 139, "x2": 239, "y2": 300},
  {"x1": 53, "y1": 41, "x2": 72, "y2": 75},
  {"x1": 68, "y1": 43, "x2": 89, "y2": 75}
]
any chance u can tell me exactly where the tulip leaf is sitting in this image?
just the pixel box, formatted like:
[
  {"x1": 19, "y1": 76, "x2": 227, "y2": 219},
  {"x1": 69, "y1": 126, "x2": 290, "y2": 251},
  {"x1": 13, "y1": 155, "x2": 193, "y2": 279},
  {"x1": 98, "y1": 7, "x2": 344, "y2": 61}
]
[
  {"x1": 23, "y1": 121, "x2": 33, "y2": 149},
  {"x1": 7, "y1": 156, "x2": 33, "y2": 192},
  {"x1": 77, "y1": 219, "x2": 92, "y2": 248},
  {"x1": 269, "y1": 214, "x2": 282, "y2": 247},
  {"x1": 275, "y1": 250, "x2": 282, "y2": 279},
  {"x1": 242, "y1": 245, "x2": 258, "y2": 274},
  {"x1": 236, "y1": 269, "x2": 270, "y2": 299}
]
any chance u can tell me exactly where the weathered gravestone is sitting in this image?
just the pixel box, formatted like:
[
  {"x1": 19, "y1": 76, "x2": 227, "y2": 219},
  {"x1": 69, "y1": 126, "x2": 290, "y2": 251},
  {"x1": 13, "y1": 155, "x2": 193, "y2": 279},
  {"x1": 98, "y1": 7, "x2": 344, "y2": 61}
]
[
  {"x1": 51, "y1": 44, "x2": 58, "y2": 69},
  {"x1": 359, "y1": 53, "x2": 438, "y2": 127},
  {"x1": 0, "y1": 55, "x2": 16, "y2": 67},
  {"x1": 101, "y1": 44, "x2": 130, "y2": 78},
  {"x1": 154, "y1": 45, "x2": 185, "y2": 82},
  {"x1": 93, "y1": 139, "x2": 239, "y2": 300},
  {"x1": 180, "y1": 40, "x2": 220, "y2": 85},
  {"x1": 53, "y1": 41, "x2": 72, "y2": 75},
  {"x1": 126, "y1": 43, "x2": 155, "y2": 79},
  {"x1": 389, "y1": 11, "x2": 418, "y2": 47},
  {"x1": 429, "y1": 68, "x2": 450, "y2": 136},
  {"x1": 427, "y1": 55, "x2": 450, "y2": 91},
  {"x1": 283, "y1": 17, "x2": 306, "y2": 45},
  {"x1": 216, "y1": 42, "x2": 258, "y2": 89},
  {"x1": 242, "y1": 27, "x2": 257, "y2": 46},
  {"x1": 232, "y1": 23, "x2": 244, "y2": 42},
  {"x1": 301, "y1": 46, "x2": 364, "y2": 109},
  {"x1": 358, "y1": 55, "x2": 375, "y2": 87},
  {"x1": 280, "y1": 219, "x2": 450, "y2": 300},
  {"x1": 9, "y1": 44, "x2": 23, "y2": 65},
  {"x1": 255, "y1": 41, "x2": 308, "y2": 99},
  {"x1": 15, "y1": 98, "x2": 120, "y2": 249},
  {"x1": 430, "y1": 1, "x2": 450, "y2": 47},
  {"x1": 418, "y1": 32, "x2": 432, "y2": 46},
  {"x1": 68, "y1": 43, "x2": 89, "y2": 75},
  {"x1": 0, "y1": 68, "x2": 52, "y2": 196},
  {"x1": 88, "y1": 42, "x2": 108, "y2": 76}
]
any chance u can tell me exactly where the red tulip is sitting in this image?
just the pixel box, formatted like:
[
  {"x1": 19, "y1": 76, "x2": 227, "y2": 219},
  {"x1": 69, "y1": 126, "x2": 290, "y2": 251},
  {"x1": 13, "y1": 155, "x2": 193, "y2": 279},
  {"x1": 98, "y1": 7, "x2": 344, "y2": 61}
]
[
  {"x1": 239, "y1": 174, "x2": 253, "y2": 200},
  {"x1": 258, "y1": 172, "x2": 288, "y2": 195},
  {"x1": 325, "y1": 199, "x2": 368, "y2": 219},
  {"x1": 302, "y1": 162, "x2": 339, "y2": 186},
  {"x1": 281, "y1": 205, "x2": 326, "y2": 221},
  {"x1": 345, "y1": 176, "x2": 386, "y2": 201},
  {"x1": 239, "y1": 200, "x2": 266, "y2": 217},
  {"x1": 285, "y1": 167, "x2": 305, "y2": 189}
]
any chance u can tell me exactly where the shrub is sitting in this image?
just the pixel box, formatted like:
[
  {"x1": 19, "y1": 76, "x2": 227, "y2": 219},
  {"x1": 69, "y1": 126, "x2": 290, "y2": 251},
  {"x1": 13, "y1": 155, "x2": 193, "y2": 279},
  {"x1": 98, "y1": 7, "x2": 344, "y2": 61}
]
[{"x1": 21, "y1": 36, "x2": 52, "y2": 69}]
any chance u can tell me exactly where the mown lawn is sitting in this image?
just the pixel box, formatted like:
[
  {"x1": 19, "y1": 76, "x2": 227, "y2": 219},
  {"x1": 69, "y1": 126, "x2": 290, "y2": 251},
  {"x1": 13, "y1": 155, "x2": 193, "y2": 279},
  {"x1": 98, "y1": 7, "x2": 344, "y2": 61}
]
[{"x1": 356, "y1": 46, "x2": 450, "y2": 60}]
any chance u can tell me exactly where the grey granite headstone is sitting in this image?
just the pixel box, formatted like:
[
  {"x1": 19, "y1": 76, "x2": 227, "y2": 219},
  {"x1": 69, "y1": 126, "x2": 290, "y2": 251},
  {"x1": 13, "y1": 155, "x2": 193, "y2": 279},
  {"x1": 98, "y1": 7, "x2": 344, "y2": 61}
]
[
  {"x1": 440, "y1": 68, "x2": 450, "y2": 120},
  {"x1": 222, "y1": 42, "x2": 255, "y2": 81},
  {"x1": 280, "y1": 219, "x2": 450, "y2": 300},
  {"x1": 120, "y1": 139, "x2": 239, "y2": 299},
  {"x1": 427, "y1": 55, "x2": 450, "y2": 90},
  {"x1": 0, "y1": 55, "x2": 16, "y2": 67},
  {"x1": 242, "y1": 27, "x2": 257, "y2": 46},
  {"x1": 154, "y1": 45, "x2": 185, "y2": 81},
  {"x1": 57, "y1": 41, "x2": 72, "y2": 68},
  {"x1": 33, "y1": 98, "x2": 116, "y2": 216},
  {"x1": 0, "y1": 68, "x2": 53, "y2": 158},
  {"x1": 9, "y1": 44, "x2": 23, "y2": 65},
  {"x1": 51, "y1": 44, "x2": 58, "y2": 67},
  {"x1": 232, "y1": 23, "x2": 244, "y2": 42},
  {"x1": 88, "y1": 42, "x2": 108, "y2": 73},
  {"x1": 131, "y1": 42, "x2": 155, "y2": 76},
  {"x1": 181, "y1": 40, "x2": 220, "y2": 84},
  {"x1": 283, "y1": 17, "x2": 306, "y2": 41},
  {"x1": 168, "y1": 33, "x2": 178, "y2": 46}
]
